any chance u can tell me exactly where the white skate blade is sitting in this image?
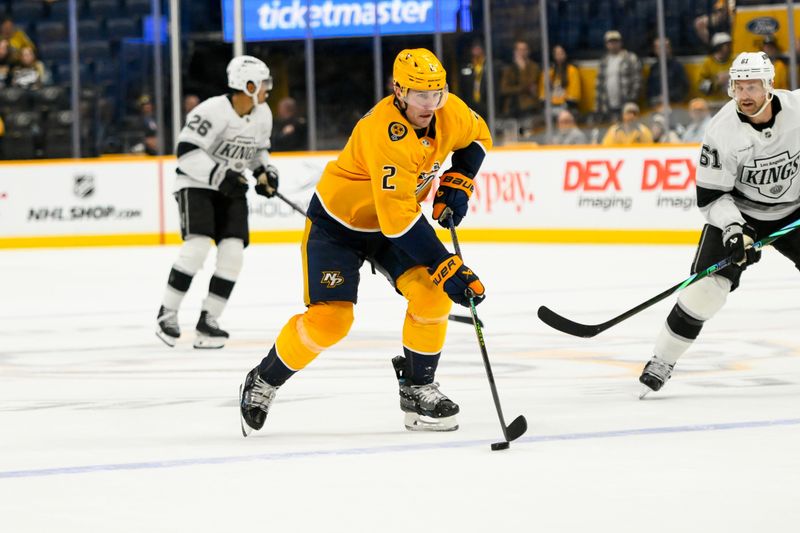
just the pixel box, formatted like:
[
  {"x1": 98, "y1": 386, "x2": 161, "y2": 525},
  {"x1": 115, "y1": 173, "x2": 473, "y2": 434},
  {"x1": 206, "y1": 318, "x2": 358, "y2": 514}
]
[
  {"x1": 155, "y1": 330, "x2": 178, "y2": 347},
  {"x1": 238, "y1": 384, "x2": 253, "y2": 437},
  {"x1": 193, "y1": 333, "x2": 226, "y2": 349},
  {"x1": 404, "y1": 412, "x2": 459, "y2": 432},
  {"x1": 639, "y1": 385, "x2": 653, "y2": 400}
]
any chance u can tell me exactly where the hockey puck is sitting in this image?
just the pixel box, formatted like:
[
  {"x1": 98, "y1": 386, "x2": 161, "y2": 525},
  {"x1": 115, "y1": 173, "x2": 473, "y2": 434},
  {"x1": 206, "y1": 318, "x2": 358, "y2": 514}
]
[{"x1": 490, "y1": 441, "x2": 510, "y2": 451}]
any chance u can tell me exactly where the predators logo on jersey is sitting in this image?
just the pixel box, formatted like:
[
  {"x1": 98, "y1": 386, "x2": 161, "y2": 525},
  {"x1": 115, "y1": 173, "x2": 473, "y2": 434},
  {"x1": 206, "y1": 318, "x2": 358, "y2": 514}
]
[
  {"x1": 321, "y1": 271, "x2": 345, "y2": 288},
  {"x1": 388, "y1": 122, "x2": 407, "y2": 141}
]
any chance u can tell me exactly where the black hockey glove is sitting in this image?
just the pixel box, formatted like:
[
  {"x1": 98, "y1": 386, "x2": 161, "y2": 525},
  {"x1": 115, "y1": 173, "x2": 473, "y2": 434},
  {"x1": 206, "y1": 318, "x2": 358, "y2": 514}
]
[
  {"x1": 722, "y1": 223, "x2": 761, "y2": 267},
  {"x1": 431, "y1": 170, "x2": 474, "y2": 228},
  {"x1": 429, "y1": 254, "x2": 485, "y2": 307},
  {"x1": 218, "y1": 169, "x2": 248, "y2": 198},
  {"x1": 254, "y1": 164, "x2": 279, "y2": 198}
]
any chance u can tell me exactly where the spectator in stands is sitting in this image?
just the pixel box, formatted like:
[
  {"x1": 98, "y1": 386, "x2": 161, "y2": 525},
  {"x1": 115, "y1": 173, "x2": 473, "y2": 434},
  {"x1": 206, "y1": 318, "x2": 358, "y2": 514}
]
[
  {"x1": 762, "y1": 35, "x2": 789, "y2": 90},
  {"x1": 499, "y1": 40, "x2": 541, "y2": 121},
  {"x1": 552, "y1": 109, "x2": 587, "y2": 145},
  {"x1": 131, "y1": 94, "x2": 158, "y2": 155},
  {"x1": 0, "y1": 39, "x2": 14, "y2": 88},
  {"x1": 694, "y1": 0, "x2": 733, "y2": 46},
  {"x1": 9, "y1": 46, "x2": 49, "y2": 89},
  {"x1": 540, "y1": 44, "x2": 581, "y2": 116},
  {"x1": 594, "y1": 30, "x2": 642, "y2": 123},
  {"x1": 0, "y1": 16, "x2": 35, "y2": 53},
  {"x1": 183, "y1": 93, "x2": 200, "y2": 117},
  {"x1": 649, "y1": 113, "x2": 680, "y2": 143},
  {"x1": 138, "y1": 94, "x2": 157, "y2": 133},
  {"x1": 601, "y1": 102, "x2": 653, "y2": 145},
  {"x1": 272, "y1": 96, "x2": 307, "y2": 152},
  {"x1": 646, "y1": 38, "x2": 688, "y2": 107},
  {"x1": 680, "y1": 98, "x2": 711, "y2": 143},
  {"x1": 698, "y1": 32, "x2": 733, "y2": 103},
  {"x1": 459, "y1": 39, "x2": 488, "y2": 118}
]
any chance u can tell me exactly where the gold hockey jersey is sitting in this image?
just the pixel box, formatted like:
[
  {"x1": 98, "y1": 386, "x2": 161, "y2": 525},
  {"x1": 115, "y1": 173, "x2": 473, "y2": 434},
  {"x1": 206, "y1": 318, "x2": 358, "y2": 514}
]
[{"x1": 314, "y1": 93, "x2": 492, "y2": 237}]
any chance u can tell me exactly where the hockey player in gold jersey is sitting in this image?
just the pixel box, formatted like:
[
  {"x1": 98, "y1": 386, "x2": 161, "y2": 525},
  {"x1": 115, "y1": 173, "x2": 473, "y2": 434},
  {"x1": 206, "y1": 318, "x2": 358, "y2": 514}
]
[{"x1": 239, "y1": 48, "x2": 492, "y2": 436}]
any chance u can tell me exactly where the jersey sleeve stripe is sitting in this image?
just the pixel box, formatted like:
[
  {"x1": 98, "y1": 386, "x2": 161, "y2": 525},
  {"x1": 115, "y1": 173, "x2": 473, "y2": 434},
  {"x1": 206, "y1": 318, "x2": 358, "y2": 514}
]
[
  {"x1": 697, "y1": 185, "x2": 727, "y2": 208},
  {"x1": 313, "y1": 192, "x2": 381, "y2": 233},
  {"x1": 382, "y1": 211, "x2": 422, "y2": 238}
]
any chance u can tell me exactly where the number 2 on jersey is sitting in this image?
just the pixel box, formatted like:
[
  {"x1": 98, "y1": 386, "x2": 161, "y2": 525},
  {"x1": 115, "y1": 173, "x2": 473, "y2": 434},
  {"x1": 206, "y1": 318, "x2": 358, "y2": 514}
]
[{"x1": 381, "y1": 165, "x2": 397, "y2": 190}]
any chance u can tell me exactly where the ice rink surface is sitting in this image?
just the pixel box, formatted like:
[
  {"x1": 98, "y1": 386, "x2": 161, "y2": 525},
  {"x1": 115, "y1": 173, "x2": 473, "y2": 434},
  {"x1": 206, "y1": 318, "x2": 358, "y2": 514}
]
[{"x1": 1, "y1": 241, "x2": 799, "y2": 532}]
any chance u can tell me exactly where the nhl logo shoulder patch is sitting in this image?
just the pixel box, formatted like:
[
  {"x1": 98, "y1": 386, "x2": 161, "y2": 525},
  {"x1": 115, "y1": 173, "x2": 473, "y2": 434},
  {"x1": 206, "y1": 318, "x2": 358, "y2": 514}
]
[{"x1": 388, "y1": 122, "x2": 408, "y2": 142}]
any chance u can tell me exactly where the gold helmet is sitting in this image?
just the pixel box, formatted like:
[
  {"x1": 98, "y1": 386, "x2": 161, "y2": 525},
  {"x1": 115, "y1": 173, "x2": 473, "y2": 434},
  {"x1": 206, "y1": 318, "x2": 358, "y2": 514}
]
[
  {"x1": 393, "y1": 48, "x2": 447, "y2": 93},
  {"x1": 393, "y1": 49, "x2": 448, "y2": 109}
]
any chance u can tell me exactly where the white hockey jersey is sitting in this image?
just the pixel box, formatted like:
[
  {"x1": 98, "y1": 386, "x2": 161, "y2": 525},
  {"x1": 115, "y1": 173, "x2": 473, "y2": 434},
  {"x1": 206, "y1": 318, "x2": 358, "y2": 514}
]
[
  {"x1": 697, "y1": 89, "x2": 800, "y2": 229},
  {"x1": 174, "y1": 95, "x2": 273, "y2": 192}
]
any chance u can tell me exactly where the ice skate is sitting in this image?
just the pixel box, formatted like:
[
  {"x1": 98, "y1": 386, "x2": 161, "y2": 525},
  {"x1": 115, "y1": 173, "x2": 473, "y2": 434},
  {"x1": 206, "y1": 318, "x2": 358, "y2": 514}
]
[
  {"x1": 194, "y1": 311, "x2": 229, "y2": 349},
  {"x1": 155, "y1": 305, "x2": 180, "y2": 347},
  {"x1": 639, "y1": 356, "x2": 674, "y2": 399},
  {"x1": 392, "y1": 356, "x2": 459, "y2": 432},
  {"x1": 239, "y1": 367, "x2": 279, "y2": 437}
]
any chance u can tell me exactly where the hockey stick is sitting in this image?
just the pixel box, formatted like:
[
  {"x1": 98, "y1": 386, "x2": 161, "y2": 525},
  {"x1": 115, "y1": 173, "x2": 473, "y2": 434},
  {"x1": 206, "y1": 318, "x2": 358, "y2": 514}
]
[
  {"x1": 273, "y1": 192, "x2": 478, "y2": 327},
  {"x1": 446, "y1": 213, "x2": 527, "y2": 450},
  {"x1": 538, "y1": 216, "x2": 800, "y2": 338},
  {"x1": 274, "y1": 191, "x2": 307, "y2": 218}
]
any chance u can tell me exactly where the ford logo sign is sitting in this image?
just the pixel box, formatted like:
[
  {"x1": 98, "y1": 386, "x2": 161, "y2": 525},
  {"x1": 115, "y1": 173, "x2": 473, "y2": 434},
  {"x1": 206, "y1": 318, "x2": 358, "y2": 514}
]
[{"x1": 747, "y1": 17, "x2": 779, "y2": 35}]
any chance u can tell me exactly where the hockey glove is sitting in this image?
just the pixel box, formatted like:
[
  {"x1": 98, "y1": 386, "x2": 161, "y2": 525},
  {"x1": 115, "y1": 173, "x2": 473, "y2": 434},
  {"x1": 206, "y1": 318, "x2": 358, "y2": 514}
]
[
  {"x1": 429, "y1": 254, "x2": 485, "y2": 307},
  {"x1": 254, "y1": 164, "x2": 279, "y2": 198},
  {"x1": 218, "y1": 169, "x2": 248, "y2": 198},
  {"x1": 431, "y1": 171, "x2": 474, "y2": 228},
  {"x1": 722, "y1": 223, "x2": 761, "y2": 267}
]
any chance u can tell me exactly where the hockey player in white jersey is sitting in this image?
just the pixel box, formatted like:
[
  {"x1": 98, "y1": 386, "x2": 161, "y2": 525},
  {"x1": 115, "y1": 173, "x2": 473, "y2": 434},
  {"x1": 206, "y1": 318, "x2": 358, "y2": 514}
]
[
  {"x1": 640, "y1": 51, "x2": 800, "y2": 395},
  {"x1": 156, "y1": 55, "x2": 280, "y2": 349}
]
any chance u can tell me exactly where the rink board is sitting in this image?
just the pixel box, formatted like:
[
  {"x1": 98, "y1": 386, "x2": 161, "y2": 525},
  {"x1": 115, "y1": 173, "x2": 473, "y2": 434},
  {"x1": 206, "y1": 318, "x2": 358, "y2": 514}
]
[{"x1": 0, "y1": 144, "x2": 704, "y2": 248}]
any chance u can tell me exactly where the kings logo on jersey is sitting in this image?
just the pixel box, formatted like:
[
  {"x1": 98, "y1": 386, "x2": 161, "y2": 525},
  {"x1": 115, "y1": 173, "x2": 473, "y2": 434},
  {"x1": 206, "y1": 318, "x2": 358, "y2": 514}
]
[
  {"x1": 740, "y1": 150, "x2": 800, "y2": 199},
  {"x1": 213, "y1": 135, "x2": 259, "y2": 160}
]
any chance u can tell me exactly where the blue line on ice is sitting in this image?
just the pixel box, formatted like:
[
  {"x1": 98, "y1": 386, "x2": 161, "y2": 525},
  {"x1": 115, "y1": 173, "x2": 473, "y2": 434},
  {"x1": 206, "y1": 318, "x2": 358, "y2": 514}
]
[{"x1": 3, "y1": 417, "x2": 798, "y2": 479}]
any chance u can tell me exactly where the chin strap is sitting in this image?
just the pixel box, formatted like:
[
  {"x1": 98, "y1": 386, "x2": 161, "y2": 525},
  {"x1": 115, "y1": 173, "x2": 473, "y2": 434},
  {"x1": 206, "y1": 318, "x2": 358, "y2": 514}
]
[
  {"x1": 393, "y1": 95, "x2": 411, "y2": 122},
  {"x1": 736, "y1": 91, "x2": 773, "y2": 118}
]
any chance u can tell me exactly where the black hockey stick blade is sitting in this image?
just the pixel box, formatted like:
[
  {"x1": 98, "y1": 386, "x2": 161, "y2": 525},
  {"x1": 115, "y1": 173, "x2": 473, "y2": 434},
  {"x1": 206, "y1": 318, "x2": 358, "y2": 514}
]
[
  {"x1": 449, "y1": 313, "x2": 484, "y2": 328},
  {"x1": 537, "y1": 305, "x2": 605, "y2": 338},
  {"x1": 537, "y1": 216, "x2": 800, "y2": 338},
  {"x1": 505, "y1": 414, "x2": 528, "y2": 442}
]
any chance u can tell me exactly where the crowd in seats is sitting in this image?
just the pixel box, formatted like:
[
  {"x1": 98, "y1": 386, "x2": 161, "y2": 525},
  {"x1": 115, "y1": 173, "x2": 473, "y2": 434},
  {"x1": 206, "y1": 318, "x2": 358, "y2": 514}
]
[
  {"x1": 0, "y1": 0, "x2": 153, "y2": 158},
  {"x1": 0, "y1": 0, "x2": 795, "y2": 159}
]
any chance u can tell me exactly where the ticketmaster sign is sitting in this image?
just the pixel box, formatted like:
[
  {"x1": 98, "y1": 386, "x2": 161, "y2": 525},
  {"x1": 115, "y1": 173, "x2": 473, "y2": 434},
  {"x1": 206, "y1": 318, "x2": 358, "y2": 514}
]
[{"x1": 221, "y1": 0, "x2": 472, "y2": 41}]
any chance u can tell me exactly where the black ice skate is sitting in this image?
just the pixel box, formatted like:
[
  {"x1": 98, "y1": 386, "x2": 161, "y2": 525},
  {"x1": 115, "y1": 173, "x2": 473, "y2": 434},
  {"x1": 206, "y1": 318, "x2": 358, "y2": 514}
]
[
  {"x1": 156, "y1": 305, "x2": 180, "y2": 347},
  {"x1": 194, "y1": 311, "x2": 229, "y2": 349},
  {"x1": 239, "y1": 367, "x2": 279, "y2": 437},
  {"x1": 392, "y1": 355, "x2": 459, "y2": 432},
  {"x1": 639, "y1": 356, "x2": 675, "y2": 399}
]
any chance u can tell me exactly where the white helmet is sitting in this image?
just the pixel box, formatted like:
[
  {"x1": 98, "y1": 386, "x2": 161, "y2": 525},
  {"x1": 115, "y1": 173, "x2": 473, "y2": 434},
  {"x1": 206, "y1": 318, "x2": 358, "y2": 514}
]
[
  {"x1": 227, "y1": 55, "x2": 272, "y2": 105},
  {"x1": 728, "y1": 52, "x2": 775, "y2": 117}
]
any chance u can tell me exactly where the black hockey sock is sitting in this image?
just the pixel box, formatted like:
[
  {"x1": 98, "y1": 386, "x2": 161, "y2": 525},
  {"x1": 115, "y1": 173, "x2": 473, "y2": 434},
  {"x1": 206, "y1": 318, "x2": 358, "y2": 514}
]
[
  {"x1": 168, "y1": 267, "x2": 193, "y2": 293},
  {"x1": 257, "y1": 345, "x2": 296, "y2": 387},
  {"x1": 666, "y1": 303, "x2": 704, "y2": 340},
  {"x1": 404, "y1": 347, "x2": 441, "y2": 385},
  {"x1": 208, "y1": 275, "x2": 235, "y2": 301}
]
